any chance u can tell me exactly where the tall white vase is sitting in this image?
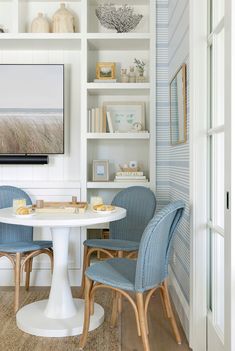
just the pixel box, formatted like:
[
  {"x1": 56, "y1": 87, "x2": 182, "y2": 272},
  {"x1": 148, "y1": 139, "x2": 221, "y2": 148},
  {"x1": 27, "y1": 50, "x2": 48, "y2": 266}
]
[{"x1": 52, "y1": 3, "x2": 75, "y2": 33}]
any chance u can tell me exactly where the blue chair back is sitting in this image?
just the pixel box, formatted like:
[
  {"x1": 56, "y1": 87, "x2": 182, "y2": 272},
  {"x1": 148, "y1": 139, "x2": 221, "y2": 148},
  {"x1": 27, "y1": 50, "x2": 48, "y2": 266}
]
[
  {"x1": 110, "y1": 186, "x2": 156, "y2": 242},
  {"x1": 135, "y1": 201, "x2": 185, "y2": 292},
  {"x1": 0, "y1": 186, "x2": 33, "y2": 244}
]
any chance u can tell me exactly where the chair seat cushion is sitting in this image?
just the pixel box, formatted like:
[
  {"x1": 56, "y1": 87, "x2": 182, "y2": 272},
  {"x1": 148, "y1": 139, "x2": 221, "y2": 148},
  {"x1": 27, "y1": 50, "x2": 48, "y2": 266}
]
[
  {"x1": 86, "y1": 258, "x2": 137, "y2": 292},
  {"x1": 0, "y1": 241, "x2": 52, "y2": 253},
  {"x1": 83, "y1": 239, "x2": 139, "y2": 252}
]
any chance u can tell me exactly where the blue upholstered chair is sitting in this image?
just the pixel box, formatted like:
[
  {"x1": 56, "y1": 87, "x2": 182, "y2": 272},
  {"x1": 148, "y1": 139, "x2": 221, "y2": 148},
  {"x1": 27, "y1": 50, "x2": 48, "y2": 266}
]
[
  {"x1": 80, "y1": 186, "x2": 156, "y2": 297},
  {"x1": 79, "y1": 201, "x2": 185, "y2": 351},
  {"x1": 0, "y1": 186, "x2": 53, "y2": 312}
]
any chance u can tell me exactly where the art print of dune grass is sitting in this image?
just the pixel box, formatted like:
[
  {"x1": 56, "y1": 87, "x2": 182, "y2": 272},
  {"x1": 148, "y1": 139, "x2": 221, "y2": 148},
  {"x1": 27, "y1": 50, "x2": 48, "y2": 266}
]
[{"x1": 0, "y1": 109, "x2": 63, "y2": 154}]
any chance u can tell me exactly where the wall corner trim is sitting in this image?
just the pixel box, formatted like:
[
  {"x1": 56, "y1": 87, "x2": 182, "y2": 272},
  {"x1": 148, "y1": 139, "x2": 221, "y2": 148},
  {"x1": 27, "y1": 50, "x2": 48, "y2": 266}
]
[{"x1": 168, "y1": 266, "x2": 190, "y2": 341}]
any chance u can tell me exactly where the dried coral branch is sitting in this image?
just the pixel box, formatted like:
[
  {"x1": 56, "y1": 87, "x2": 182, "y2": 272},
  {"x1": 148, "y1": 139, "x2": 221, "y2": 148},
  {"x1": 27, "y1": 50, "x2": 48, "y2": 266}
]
[{"x1": 95, "y1": 3, "x2": 143, "y2": 33}]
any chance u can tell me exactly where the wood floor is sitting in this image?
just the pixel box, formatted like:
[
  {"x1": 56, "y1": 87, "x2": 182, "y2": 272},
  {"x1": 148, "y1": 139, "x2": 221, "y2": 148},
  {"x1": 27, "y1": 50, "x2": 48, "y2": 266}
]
[
  {"x1": 0, "y1": 287, "x2": 190, "y2": 351},
  {"x1": 121, "y1": 290, "x2": 190, "y2": 351}
]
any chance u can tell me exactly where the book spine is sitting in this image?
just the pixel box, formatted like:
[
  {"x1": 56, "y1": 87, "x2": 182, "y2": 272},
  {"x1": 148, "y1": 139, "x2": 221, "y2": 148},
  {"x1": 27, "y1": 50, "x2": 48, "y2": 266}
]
[
  {"x1": 91, "y1": 109, "x2": 95, "y2": 132},
  {"x1": 107, "y1": 111, "x2": 114, "y2": 133},
  {"x1": 114, "y1": 179, "x2": 148, "y2": 182},
  {"x1": 88, "y1": 109, "x2": 91, "y2": 132},
  {"x1": 116, "y1": 172, "x2": 144, "y2": 176},
  {"x1": 101, "y1": 106, "x2": 106, "y2": 133},
  {"x1": 99, "y1": 107, "x2": 103, "y2": 133},
  {"x1": 115, "y1": 176, "x2": 146, "y2": 180},
  {"x1": 95, "y1": 107, "x2": 99, "y2": 133}
]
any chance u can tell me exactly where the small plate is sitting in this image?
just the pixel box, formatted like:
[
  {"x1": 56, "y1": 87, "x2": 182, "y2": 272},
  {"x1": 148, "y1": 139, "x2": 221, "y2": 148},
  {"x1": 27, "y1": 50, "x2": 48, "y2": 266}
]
[
  {"x1": 14, "y1": 213, "x2": 36, "y2": 218},
  {"x1": 92, "y1": 205, "x2": 116, "y2": 214}
]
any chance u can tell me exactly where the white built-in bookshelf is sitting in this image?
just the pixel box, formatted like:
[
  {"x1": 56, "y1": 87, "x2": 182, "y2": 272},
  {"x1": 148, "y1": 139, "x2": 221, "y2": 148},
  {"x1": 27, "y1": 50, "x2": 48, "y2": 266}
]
[{"x1": 0, "y1": 0, "x2": 156, "y2": 284}]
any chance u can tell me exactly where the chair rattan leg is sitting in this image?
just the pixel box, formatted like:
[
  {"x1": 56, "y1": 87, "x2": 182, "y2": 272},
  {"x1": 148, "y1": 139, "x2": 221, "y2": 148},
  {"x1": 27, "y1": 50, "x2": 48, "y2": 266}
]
[
  {"x1": 14, "y1": 252, "x2": 21, "y2": 313},
  {"x1": 162, "y1": 280, "x2": 182, "y2": 345},
  {"x1": 111, "y1": 291, "x2": 119, "y2": 327},
  {"x1": 117, "y1": 250, "x2": 123, "y2": 313},
  {"x1": 79, "y1": 276, "x2": 93, "y2": 350},
  {"x1": 136, "y1": 292, "x2": 150, "y2": 351},
  {"x1": 79, "y1": 245, "x2": 88, "y2": 299},
  {"x1": 25, "y1": 257, "x2": 33, "y2": 291}
]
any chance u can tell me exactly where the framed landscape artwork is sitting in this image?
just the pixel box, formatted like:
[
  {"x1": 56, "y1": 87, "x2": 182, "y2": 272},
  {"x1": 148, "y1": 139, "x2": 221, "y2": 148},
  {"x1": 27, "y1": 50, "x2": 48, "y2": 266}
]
[
  {"x1": 0, "y1": 64, "x2": 64, "y2": 154},
  {"x1": 96, "y1": 62, "x2": 116, "y2": 80}
]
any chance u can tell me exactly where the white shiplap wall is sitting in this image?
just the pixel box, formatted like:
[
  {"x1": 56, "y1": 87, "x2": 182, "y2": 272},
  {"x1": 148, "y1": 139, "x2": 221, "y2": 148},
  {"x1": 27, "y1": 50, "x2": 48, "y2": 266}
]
[{"x1": 0, "y1": 49, "x2": 83, "y2": 286}]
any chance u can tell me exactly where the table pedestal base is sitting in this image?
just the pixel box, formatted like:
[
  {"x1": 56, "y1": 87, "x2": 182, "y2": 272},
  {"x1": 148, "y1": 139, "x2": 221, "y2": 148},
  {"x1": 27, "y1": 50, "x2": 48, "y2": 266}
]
[{"x1": 16, "y1": 298, "x2": 104, "y2": 337}]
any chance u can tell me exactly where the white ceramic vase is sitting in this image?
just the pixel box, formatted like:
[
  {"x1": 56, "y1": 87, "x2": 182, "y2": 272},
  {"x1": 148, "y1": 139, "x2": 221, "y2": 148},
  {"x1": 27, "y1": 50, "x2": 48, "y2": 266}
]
[
  {"x1": 52, "y1": 3, "x2": 75, "y2": 33},
  {"x1": 31, "y1": 13, "x2": 50, "y2": 33}
]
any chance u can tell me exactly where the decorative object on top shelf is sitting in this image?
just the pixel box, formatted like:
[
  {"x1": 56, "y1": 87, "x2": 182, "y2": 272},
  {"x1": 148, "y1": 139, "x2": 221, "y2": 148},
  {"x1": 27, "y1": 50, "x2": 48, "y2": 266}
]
[
  {"x1": 95, "y1": 3, "x2": 143, "y2": 33},
  {"x1": 31, "y1": 13, "x2": 50, "y2": 33},
  {"x1": 0, "y1": 25, "x2": 7, "y2": 33},
  {"x1": 95, "y1": 62, "x2": 116, "y2": 81},
  {"x1": 52, "y1": 3, "x2": 75, "y2": 33},
  {"x1": 129, "y1": 66, "x2": 136, "y2": 83},
  {"x1": 93, "y1": 160, "x2": 109, "y2": 182},
  {"x1": 114, "y1": 162, "x2": 148, "y2": 182},
  {"x1": 103, "y1": 101, "x2": 146, "y2": 133},
  {"x1": 134, "y1": 58, "x2": 146, "y2": 83},
  {"x1": 121, "y1": 68, "x2": 129, "y2": 83}
]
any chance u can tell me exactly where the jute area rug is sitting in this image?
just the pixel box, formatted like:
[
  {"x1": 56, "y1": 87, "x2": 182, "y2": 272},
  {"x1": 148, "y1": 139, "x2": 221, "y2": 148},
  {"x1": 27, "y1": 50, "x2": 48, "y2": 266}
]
[{"x1": 0, "y1": 288, "x2": 121, "y2": 351}]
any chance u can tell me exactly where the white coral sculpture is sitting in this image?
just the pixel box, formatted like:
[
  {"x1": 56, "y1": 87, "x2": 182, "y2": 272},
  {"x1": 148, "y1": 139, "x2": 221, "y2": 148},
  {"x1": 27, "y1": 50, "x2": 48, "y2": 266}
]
[{"x1": 95, "y1": 3, "x2": 143, "y2": 33}]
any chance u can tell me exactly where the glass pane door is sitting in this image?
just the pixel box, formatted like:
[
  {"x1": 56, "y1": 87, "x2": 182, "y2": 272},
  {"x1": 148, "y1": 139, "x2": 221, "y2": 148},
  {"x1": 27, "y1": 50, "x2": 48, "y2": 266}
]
[{"x1": 207, "y1": 0, "x2": 225, "y2": 349}]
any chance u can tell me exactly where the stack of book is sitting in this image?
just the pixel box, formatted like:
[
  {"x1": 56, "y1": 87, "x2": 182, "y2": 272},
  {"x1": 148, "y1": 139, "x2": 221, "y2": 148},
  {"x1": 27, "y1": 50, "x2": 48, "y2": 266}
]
[
  {"x1": 93, "y1": 79, "x2": 117, "y2": 83},
  {"x1": 114, "y1": 171, "x2": 148, "y2": 182},
  {"x1": 88, "y1": 107, "x2": 106, "y2": 133}
]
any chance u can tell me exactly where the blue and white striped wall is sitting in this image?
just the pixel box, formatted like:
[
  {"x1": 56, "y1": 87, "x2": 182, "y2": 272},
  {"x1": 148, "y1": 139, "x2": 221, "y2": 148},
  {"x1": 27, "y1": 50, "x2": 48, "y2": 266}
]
[{"x1": 156, "y1": 0, "x2": 190, "y2": 339}]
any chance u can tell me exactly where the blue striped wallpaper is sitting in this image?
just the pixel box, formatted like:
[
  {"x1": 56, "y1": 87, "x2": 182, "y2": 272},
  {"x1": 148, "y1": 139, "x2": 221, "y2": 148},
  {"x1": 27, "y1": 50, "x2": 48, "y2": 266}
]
[{"x1": 156, "y1": 0, "x2": 190, "y2": 303}]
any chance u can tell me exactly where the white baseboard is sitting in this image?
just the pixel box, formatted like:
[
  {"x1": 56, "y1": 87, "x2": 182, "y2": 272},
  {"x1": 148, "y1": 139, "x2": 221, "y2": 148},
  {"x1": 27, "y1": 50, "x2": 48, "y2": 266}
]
[
  {"x1": 0, "y1": 269, "x2": 82, "y2": 287},
  {"x1": 168, "y1": 266, "x2": 190, "y2": 341}
]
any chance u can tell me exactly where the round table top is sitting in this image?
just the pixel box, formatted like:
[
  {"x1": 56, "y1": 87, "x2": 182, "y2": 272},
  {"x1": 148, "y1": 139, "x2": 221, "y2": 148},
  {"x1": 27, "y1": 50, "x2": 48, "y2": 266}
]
[{"x1": 0, "y1": 206, "x2": 126, "y2": 228}]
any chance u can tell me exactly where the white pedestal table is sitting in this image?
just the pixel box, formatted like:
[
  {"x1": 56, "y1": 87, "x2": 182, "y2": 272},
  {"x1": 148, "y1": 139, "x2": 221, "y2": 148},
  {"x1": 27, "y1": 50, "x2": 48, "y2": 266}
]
[{"x1": 0, "y1": 206, "x2": 126, "y2": 337}]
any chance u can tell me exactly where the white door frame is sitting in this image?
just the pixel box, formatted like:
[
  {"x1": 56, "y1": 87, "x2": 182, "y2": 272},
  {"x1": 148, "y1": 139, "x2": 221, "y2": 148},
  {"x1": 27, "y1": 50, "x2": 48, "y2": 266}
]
[
  {"x1": 190, "y1": 0, "x2": 235, "y2": 350},
  {"x1": 189, "y1": 0, "x2": 208, "y2": 349},
  {"x1": 224, "y1": 1, "x2": 235, "y2": 351}
]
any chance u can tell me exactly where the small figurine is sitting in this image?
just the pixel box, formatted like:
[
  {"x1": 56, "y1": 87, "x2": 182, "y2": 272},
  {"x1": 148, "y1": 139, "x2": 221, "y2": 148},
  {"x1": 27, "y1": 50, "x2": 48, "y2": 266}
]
[
  {"x1": 0, "y1": 25, "x2": 6, "y2": 33},
  {"x1": 132, "y1": 122, "x2": 143, "y2": 132},
  {"x1": 121, "y1": 68, "x2": 129, "y2": 83},
  {"x1": 129, "y1": 66, "x2": 136, "y2": 83}
]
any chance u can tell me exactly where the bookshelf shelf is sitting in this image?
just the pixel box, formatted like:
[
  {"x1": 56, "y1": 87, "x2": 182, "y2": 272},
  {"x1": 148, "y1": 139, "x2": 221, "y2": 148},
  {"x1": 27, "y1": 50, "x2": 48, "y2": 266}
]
[
  {"x1": 86, "y1": 133, "x2": 150, "y2": 139},
  {"x1": 87, "y1": 182, "x2": 151, "y2": 189}
]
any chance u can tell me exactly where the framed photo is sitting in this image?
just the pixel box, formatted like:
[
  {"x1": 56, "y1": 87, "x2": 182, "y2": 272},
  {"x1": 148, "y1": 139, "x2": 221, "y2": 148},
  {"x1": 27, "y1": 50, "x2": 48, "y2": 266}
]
[
  {"x1": 92, "y1": 160, "x2": 109, "y2": 181},
  {"x1": 96, "y1": 62, "x2": 116, "y2": 80},
  {"x1": 103, "y1": 102, "x2": 145, "y2": 132}
]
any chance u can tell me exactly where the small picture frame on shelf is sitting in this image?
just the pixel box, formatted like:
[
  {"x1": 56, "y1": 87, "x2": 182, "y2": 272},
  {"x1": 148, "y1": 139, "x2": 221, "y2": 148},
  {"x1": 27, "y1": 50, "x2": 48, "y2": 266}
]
[
  {"x1": 103, "y1": 101, "x2": 145, "y2": 133},
  {"x1": 92, "y1": 160, "x2": 109, "y2": 181},
  {"x1": 96, "y1": 62, "x2": 116, "y2": 80}
]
